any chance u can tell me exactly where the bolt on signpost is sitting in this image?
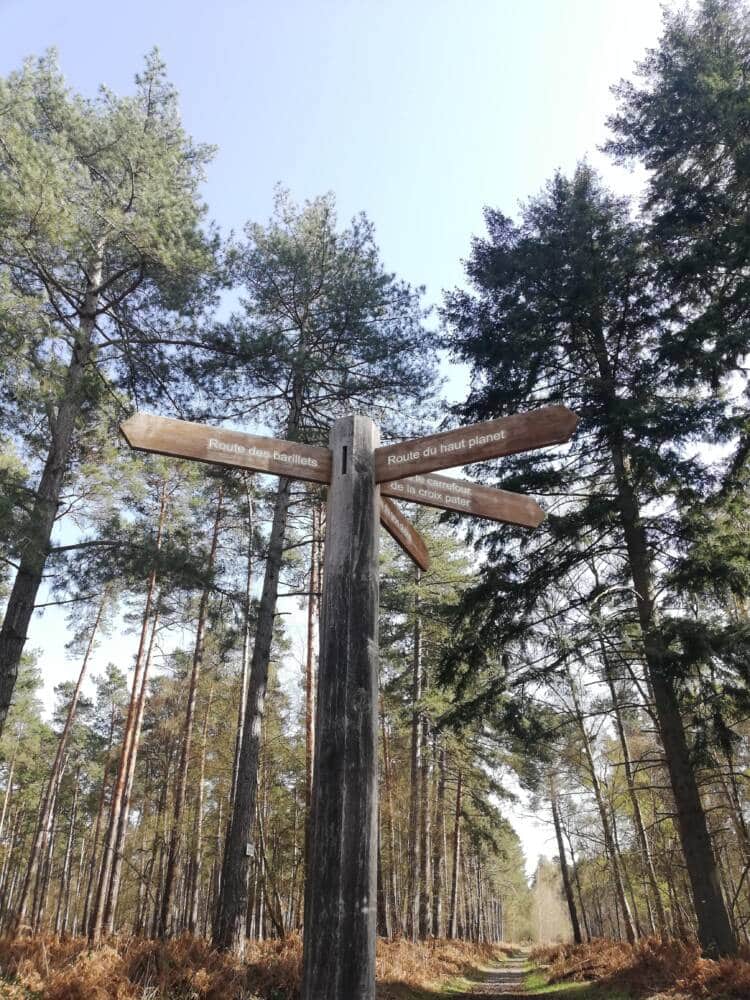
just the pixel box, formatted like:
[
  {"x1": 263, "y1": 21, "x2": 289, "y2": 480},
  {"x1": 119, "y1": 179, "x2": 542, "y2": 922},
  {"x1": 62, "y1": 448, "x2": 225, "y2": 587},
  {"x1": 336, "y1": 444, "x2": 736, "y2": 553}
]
[{"x1": 120, "y1": 404, "x2": 578, "y2": 1000}]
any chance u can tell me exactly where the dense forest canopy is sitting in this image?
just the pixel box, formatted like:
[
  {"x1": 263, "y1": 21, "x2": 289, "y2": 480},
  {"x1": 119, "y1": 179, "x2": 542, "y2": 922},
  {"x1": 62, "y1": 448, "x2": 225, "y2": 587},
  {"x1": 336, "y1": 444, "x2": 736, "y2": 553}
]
[{"x1": 3, "y1": 2, "x2": 750, "y2": 996}]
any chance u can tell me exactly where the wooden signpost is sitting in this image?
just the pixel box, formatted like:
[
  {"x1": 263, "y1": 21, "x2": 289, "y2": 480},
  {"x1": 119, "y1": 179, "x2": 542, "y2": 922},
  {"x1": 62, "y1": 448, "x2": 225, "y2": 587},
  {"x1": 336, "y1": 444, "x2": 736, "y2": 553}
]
[{"x1": 120, "y1": 404, "x2": 577, "y2": 1000}]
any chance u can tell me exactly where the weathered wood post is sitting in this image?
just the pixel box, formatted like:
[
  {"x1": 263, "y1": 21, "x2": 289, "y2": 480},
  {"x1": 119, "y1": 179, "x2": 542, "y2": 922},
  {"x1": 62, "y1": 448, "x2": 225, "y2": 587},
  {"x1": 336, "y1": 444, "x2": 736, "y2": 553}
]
[{"x1": 302, "y1": 414, "x2": 380, "y2": 1000}]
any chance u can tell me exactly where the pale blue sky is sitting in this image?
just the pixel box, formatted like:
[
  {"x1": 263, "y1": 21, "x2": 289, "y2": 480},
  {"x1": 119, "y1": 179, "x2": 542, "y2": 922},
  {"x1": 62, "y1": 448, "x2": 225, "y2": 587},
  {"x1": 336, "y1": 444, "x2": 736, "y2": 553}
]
[
  {"x1": 3, "y1": 0, "x2": 666, "y2": 871},
  {"x1": 2, "y1": 0, "x2": 662, "y2": 300}
]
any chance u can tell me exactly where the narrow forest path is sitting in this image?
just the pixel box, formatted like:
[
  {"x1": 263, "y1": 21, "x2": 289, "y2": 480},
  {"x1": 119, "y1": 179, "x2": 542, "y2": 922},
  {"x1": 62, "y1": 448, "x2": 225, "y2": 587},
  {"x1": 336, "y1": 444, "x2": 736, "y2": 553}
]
[{"x1": 457, "y1": 957, "x2": 529, "y2": 998}]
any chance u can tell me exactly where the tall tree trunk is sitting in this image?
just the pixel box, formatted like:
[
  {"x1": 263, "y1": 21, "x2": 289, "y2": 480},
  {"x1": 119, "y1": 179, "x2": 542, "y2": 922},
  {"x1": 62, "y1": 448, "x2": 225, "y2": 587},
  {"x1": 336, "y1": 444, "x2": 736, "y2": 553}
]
[
  {"x1": 213, "y1": 473, "x2": 294, "y2": 953},
  {"x1": 81, "y1": 700, "x2": 117, "y2": 935},
  {"x1": 418, "y1": 705, "x2": 431, "y2": 938},
  {"x1": 89, "y1": 481, "x2": 167, "y2": 942},
  {"x1": 0, "y1": 750, "x2": 15, "y2": 842},
  {"x1": 431, "y1": 742, "x2": 446, "y2": 938},
  {"x1": 593, "y1": 331, "x2": 737, "y2": 957},
  {"x1": 103, "y1": 597, "x2": 162, "y2": 934},
  {"x1": 405, "y1": 567, "x2": 422, "y2": 940},
  {"x1": 55, "y1": 767, "x2": 80, "y2": 936},
  {"x1": 448, "y1": 769, "x2": 462, "y2": 940},
  {"x1": 380, "y1": 711, "x2": 400, "y2": 935},
  {"x1": 0, "y1": 251, "x2": 103, "y2": 737},
  {"x1": 600, "y1": 639, "x2": 668, "y2": 935},
  {"x1": 550, "y1": 776, "x2": 583, "y2": 944},
  {"x1": 188, "y1": 685, "x2": 213, "y2": 934},
  {"x1": 568, "y1": 666, "x2": 637, "y2": 944},
  {"x1": 15, "y1": 591, "x2": 107, "y2": 928},
  {"x1": 230, "y1": 476, "x2": 254, "y2": 808},
  {"x1": 304, "y1": 500, "x2": 320, "y2": 868},
  {"x1": 159, "y1": 489, "x2": 223, "y2": 936}
]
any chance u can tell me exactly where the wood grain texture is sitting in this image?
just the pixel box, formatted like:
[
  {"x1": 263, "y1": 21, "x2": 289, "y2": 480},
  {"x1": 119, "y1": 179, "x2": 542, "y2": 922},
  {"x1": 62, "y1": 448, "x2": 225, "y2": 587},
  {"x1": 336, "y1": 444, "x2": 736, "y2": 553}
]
[
  {"x1": 120, "y1": 412, "x2": 332, "y2": 485},
  {"x1": 380, "y1": 497, "x2": 431, "y2": 570},
  {"x1": 375, "y1": 405, "x2": 578, "y2": 483},
  {"x1": 381, "y1": 471, "x2": 544, "y2": 528},
  {"x1": 302, "y1": 415, "x2": 379, "y2": 1000}
]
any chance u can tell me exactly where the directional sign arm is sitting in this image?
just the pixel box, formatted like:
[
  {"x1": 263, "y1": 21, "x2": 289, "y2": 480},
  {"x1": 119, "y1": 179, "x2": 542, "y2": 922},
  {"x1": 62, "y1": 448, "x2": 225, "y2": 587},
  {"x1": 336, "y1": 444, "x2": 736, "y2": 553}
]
[
  {"x1": 380, "y1": 498, "x2": 430, "y2": 571},
  {"x1": 381, "y1": 472, "x2": 544, "y2": 528},
  {"x1": 375, "y1": 405, "x2": 578, "y2": 483},
  {"x1": 120, "y1": 413, "x2": 332, "y2": 485}
]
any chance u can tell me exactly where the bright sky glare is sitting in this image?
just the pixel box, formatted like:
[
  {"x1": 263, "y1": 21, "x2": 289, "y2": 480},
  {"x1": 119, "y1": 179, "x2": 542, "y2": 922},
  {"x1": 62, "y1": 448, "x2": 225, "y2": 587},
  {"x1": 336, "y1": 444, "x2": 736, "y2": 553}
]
[{"x1": 2, "y1": 0, "x2": 666, "y2": 875}]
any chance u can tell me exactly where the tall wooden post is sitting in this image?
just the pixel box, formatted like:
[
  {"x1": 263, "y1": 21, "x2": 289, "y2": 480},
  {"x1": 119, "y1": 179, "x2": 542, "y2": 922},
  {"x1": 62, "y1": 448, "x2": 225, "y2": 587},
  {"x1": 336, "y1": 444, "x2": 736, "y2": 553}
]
[{"x1": 302, "y1": 415, "x2": 380, "y2": 1000}]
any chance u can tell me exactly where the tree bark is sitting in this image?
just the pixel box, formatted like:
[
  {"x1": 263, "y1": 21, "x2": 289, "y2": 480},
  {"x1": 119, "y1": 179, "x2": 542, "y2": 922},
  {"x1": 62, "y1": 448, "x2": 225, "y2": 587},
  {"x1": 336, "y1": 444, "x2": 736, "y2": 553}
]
[
  {"x1": 448, "y1": 769, "x2": 462, "y2": 940},
  {"x1": 601, "y1": 643, "x2": 668, "y2": 936},
  {"x1": 14, "y1": 591, "x2": 107, "y2": 929},
  {"x1": 405, "y1": 567, "x2": 422, "y2": 940},
  {"x1": 568, "y1": 667, "x2": 637, "y2": 944},
  {"x1": 89, "y1": 481, "x2": 167, "y2": 942},
  {"x1": 159, "y1": 488, "x2": 223, "y2": 936},
  {"x1": 0, "y1": 252, "x2": 103, "y2": 737},
  {"x1": 188, "y1": 685, "x2": 213, "y2": 934},
  {"x1": 418, "y1": 705, "x2": 431, "y2": 938},
  {"x1": 229, "y1": 476, "x2": 254, "y2": 808},
  {"x1": 592, "y1": 328, "x2": 737, "y2": 957},
  {"x1": 213, "y1": 475, "x2": 293, "y2": 952},
  {"x1": 550, "y1": 776, "x2": 583, "y2": 944},
  {"x1": 431, "y1": 742, "x2": 446, "y2": 938}
]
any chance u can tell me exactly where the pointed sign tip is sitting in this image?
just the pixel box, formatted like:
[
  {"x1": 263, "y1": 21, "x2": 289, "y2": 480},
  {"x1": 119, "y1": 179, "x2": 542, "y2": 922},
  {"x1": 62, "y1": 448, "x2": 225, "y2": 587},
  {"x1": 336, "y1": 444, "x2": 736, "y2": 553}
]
[{"x1": 119, "y1": 414, "x2": 142, "y2": 448}]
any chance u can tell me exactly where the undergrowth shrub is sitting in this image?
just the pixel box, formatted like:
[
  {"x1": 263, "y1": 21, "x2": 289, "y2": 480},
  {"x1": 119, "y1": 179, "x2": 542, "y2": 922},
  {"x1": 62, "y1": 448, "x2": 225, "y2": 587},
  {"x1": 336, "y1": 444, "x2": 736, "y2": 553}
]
[
  {"x1": 0, "y1": 932, "x2": 508, "y2": 999},
  {"x1": 530, "y1": 936, "x2": 750, "y2": 998}
]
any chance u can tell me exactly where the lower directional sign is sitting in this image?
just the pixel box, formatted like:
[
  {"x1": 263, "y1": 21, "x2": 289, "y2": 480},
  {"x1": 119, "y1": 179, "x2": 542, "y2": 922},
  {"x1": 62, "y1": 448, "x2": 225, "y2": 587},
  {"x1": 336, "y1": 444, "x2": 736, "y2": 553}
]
[
  {"x1": 380, "y1": 497, "x2": 430, "y2": 571},
  {"x1": 381, "y1": 471, "x2": 543, "y2": 527}
]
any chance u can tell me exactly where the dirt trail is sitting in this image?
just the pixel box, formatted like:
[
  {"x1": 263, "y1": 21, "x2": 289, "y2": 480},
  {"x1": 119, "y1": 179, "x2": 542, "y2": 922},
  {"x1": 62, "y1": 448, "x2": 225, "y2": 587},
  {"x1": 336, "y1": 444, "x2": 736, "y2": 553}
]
[{"x1": 458, "y1": 957, "x2": 529, "y2": 998}]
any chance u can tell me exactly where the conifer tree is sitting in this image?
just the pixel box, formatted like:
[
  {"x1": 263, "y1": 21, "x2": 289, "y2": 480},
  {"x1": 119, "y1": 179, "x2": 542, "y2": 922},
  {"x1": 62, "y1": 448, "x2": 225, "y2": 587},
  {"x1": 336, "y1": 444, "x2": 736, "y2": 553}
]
[
  {"x1": 443, "y1": 165, "x2": 737, "y2": 956},
  {"x1": 209, "y1": 191, "x2": 437, "y2": 953},
  {"x1": 0, "y1": 51, "x2": 218, "y2": 735}
]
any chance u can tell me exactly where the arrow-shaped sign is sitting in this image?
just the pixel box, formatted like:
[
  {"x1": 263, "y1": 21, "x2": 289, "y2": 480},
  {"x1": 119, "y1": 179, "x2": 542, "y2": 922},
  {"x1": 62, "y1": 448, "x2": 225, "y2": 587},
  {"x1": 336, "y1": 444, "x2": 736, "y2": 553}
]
[
  {"x1": 120, "y1": 412, "x2": 332, "y2": 485},
  {"x1": 381, "y1": 471, "x2": 543, "y2": 528},
  {"x1": 375, "y1": 405, "x2": 578, "y2": 483},
  {"x1": 121, "y1": 412, "x2": 433, "y2": 569},
  {"x1": 380, "y1": 497, "x2": 430, "y2": 571}
]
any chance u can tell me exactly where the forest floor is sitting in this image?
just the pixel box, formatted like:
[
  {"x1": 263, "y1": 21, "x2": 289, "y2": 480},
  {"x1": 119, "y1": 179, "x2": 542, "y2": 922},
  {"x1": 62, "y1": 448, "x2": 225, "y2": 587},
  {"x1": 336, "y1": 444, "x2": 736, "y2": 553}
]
[{"x1": 2, "y1": 936, "x2": 750, "y2": 999}]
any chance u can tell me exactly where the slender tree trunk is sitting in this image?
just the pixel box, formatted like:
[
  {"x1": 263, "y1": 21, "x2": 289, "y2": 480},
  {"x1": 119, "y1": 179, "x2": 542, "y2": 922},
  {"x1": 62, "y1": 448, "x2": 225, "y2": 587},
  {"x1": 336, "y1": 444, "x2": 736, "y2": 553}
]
[
  {"x1": 0, "y1": 252, "x2": 103, "y2": 737},
  {"x1": 159, "y1": 489, "x2": 223, "y2": 936},
  {"x1": 594, "y1": 337, "x2": 737, "y2": 956},
  {"x1": 14, "y1": 591, "x2": 107, "y2": 929},
  {"x1": 230, "y1": 477, "x2": 254, "y2": 808},
  {"x1": 601, "y1": 641, "x2": 668, "y2": 935},
  {"x1": 213, "y1": 473, "x2": 294, "y2": 953},
  {"x1": 304, "y1": 500, "x2": 320, "y2": 868},
  {"x1": 81, "y1": 702, "x2": 117, "y2": 935},
  {"x1": 32, "y1": 764, "x2": 63, "y2": 931},
  {"x1": 431, "y1": 742, "x2": 446, "y2": 938},
  {"x1": 405, "y1": 567, "x2": 422, "y2": 940},
  {"x1": 55, "y1": 767, "x2": 80, "y2": 936},
  {"x1": 380, "y1": 712, "x2": 400, "y2": 935},
  {"x1": 188, "y1": 685, "x2": 213, "y2": 935},
  {"x1": 104, "y1": 597, "x2": 162, "y2": 934},
  {"x1": 550, "y1": 777, "x2": 582, "y2": 944},
  {"x1": 448, "y1": 769, "x2": 462, "y2": 939},
  {"x1": 565, "y1": 830, "x2": 592, "y2": 942},
  {"x1": 418, "y1": 705, "x2": 431, "y2": 938},
  {"x1": 89, "y1": 482, "x2": 167, "y2": 942},
  {"x1": 568, "y1": 665, "x2": 637, "y2": 944},
  {"x1": 0, "y1": 750, "x2": 15, "y2": 842}
]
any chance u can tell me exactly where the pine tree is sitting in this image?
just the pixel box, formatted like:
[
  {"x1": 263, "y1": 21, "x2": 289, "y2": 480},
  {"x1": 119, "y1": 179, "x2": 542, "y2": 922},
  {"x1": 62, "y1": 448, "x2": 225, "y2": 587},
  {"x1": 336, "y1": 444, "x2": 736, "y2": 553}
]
[
  {"x1": 209, "y1": 191, "x2": 437, "y2": 953},
  {"x1": 0, "y1": 50, "x2": 218, "y2": 735},
  {"x1": 443, "y1": 164, "x2": 737, "y2": 956}
]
